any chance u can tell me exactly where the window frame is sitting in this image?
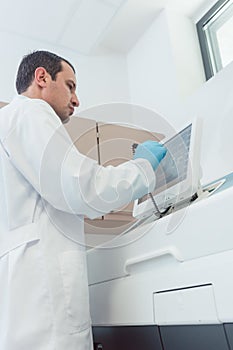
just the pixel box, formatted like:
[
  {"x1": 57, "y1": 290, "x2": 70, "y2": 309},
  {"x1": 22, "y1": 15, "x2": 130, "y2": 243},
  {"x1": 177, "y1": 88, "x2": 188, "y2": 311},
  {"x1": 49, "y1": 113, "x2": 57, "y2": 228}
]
[{"x1": 197, "y1": 0, "x2": 232, "y2": 80}]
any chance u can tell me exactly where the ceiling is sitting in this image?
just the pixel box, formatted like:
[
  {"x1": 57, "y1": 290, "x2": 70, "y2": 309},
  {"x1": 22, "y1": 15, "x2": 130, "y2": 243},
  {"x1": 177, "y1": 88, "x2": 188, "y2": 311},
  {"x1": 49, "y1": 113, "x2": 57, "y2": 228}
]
[{"x1": 0, "y1": 0, "x2": 217, "y2": 54}]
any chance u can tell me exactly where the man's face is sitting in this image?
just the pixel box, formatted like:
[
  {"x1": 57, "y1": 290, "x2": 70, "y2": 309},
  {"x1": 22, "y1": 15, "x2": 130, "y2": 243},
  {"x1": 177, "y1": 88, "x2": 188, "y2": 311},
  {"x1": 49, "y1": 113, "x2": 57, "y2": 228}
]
[{"x1": 43, "y1": 61, "x2": 79, "y2": 122}]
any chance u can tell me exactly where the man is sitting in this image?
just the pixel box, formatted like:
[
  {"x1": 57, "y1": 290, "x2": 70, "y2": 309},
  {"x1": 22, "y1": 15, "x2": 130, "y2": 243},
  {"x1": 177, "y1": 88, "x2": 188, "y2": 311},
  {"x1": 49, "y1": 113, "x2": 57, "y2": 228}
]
[{"x1": 0, "y1": 51, "x2": 166, "y2": 350}]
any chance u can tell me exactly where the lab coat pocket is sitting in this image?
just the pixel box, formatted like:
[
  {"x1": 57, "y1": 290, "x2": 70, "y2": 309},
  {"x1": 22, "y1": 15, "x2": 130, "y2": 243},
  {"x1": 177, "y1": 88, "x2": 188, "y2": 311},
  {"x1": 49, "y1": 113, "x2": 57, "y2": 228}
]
[
  {"x1": 0, "y1": 222, "x2": 40, "y2": 258},
  {"x1": 59, "y1": 250, "x2": 91, "y2": 334}
]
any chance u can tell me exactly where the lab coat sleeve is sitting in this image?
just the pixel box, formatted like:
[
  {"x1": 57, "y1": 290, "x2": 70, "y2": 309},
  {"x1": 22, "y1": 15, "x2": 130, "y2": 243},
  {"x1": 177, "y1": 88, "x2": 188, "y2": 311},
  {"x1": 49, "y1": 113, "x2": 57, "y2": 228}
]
[
  {"x1": 2, "y1": 98, "x2": 155, "y2": 219},
  {"x1": 62, "y1": 153, "x2": 155, "y2": 219}
]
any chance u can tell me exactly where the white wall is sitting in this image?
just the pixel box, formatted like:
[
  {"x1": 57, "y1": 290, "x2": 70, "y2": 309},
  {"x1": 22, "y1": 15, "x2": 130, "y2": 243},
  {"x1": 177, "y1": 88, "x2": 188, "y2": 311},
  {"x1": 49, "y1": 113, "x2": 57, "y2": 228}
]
[
  {"x1": 166, "y1": 10, "x2": 205, "y2": 99},
  {"x1": 127, "y1": 9, "x2": 205, "y2": 126},
  {"x1": 126, "y1": 9, "x2": 204, "y2": 139},
  {"x1": 0, "y1": 31, "x2": 130, "y2": 109},
  {"x1": 182, "y1": 62, "x2": 233, "y2": 184},
  {"x1": 127, "y1": 10, "x2": 181, "y2": 125}
]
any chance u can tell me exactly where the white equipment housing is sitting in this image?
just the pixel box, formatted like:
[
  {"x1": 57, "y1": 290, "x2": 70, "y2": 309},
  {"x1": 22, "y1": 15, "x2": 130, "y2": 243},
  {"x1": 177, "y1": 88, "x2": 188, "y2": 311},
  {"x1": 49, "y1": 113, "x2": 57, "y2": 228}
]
[{"x1": 87, "y1": 173, "x2": 233, "y2": 350}]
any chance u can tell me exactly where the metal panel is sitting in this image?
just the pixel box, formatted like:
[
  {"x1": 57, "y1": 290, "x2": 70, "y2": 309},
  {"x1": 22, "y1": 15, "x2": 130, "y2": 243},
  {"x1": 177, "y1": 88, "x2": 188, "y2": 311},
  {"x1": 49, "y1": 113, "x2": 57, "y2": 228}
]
[
  {"x1": 160, "y1": 324, "x2": 229, "y2": 350},
  {"x1": 93, "y1": 325, "x2": 163, "y2": 350},
  {"x1": 224, "y1": 323, "x2": 233, "y2": 350}
]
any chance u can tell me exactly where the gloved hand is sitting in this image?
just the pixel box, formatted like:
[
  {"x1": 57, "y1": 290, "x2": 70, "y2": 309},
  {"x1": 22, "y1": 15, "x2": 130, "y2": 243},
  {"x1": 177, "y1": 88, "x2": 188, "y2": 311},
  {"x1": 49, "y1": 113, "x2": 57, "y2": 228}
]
[{"x1": 133, "y1": 140, "x2": 167, "y2": 171}]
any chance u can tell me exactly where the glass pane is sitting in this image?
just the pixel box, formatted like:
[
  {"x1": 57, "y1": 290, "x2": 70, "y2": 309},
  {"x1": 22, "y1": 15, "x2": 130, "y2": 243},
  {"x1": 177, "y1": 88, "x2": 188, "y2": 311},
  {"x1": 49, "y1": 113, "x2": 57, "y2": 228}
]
[{"x1": 216, "y1": 14, "x2": 233, "y2": 67}]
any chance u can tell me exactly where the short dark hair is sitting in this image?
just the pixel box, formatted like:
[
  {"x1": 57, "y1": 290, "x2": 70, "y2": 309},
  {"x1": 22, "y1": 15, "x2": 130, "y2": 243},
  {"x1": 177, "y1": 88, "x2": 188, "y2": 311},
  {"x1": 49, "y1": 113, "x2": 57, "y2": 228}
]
[{"x1": 16, "y1": 50, "x2": 75, "y2": 94}]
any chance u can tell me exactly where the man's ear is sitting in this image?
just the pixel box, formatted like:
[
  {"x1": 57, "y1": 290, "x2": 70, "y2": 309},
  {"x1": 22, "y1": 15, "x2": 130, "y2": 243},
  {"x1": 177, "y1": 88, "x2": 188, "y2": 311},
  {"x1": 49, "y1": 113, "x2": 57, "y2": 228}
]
[{"x1": 34, "y1": 67, "x2": 49, "y2": 88}]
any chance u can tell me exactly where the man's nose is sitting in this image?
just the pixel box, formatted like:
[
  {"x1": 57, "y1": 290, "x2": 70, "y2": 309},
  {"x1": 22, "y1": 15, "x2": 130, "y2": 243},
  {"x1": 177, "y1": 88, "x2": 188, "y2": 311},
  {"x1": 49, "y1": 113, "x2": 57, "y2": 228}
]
[{"x1": 72, "y1": 93, "x2": 80, "y2": 107}]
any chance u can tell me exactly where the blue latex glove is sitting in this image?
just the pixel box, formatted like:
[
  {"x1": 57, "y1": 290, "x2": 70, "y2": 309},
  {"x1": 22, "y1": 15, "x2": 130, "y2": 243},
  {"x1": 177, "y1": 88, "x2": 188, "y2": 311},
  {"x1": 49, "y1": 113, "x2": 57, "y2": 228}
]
[{"x1": 133, "y1": 140, "x2": 167, "y2": 171}]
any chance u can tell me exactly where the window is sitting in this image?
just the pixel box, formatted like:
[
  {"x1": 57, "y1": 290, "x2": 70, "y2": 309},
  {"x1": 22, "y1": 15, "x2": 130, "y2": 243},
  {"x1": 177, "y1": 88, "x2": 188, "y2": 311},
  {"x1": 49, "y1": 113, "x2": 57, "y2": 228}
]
[{"x1": 197, "y1": 0, "x2": 233, "y2": 80}]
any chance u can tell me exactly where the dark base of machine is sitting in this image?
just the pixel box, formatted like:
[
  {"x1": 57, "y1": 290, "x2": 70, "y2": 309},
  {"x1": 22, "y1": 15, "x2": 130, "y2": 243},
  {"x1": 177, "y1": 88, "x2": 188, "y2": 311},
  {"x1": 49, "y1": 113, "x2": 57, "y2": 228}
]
[{"x1": 93, "y1": 323, "x2": 233, "y2": 350}]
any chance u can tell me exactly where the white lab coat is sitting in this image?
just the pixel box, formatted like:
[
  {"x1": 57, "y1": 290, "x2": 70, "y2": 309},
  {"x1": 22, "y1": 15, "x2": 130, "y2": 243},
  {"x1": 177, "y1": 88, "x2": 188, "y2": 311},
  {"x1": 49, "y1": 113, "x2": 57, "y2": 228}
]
[{"x1": 0, "y1": 95, "x2": 155, "y2": 350}]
